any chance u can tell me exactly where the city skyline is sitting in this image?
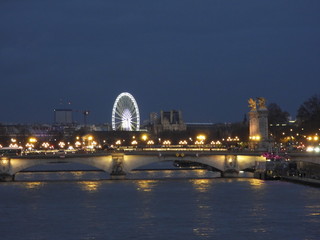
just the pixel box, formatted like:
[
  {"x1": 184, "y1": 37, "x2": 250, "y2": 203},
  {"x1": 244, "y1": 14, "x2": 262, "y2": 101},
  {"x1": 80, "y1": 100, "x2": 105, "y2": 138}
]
[
  {"x1": 1, "y1": 1, "x2": 320, "y2": 124},
  {"x1": 0, "y1": 90, "x2": 317, "y2": 125}
]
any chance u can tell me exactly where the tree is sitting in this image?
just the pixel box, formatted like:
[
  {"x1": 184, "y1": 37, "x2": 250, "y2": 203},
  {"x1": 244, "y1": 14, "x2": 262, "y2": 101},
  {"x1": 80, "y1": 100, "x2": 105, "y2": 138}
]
[
  {"x1": 268, "y1": 103, "x2": 289, "y2": 124},
  {"x1": 296, "y1": 94, "x2": 320, "y2": 133}
]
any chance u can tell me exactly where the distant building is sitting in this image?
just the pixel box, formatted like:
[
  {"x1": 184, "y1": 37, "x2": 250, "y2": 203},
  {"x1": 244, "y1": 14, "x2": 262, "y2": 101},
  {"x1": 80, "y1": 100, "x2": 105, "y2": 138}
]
[
  {"x1": 186, "y1": 122, "x2": 234, "y2": 140},
  {"x1": 0, "y1": 123, "x2": 54, "y2": 143},
  {"x1": 151, "y1": 110, "x2": 187, "y2": 134},
  {"x1": 186, "y1": 123, "x2": 217, "y2": 134},
  {"x1": 53, "y1": 109, "x2": 73, "y2": 125},
  {"x1": 149, "y1": 112, "x2": 158, "y2": 125}
]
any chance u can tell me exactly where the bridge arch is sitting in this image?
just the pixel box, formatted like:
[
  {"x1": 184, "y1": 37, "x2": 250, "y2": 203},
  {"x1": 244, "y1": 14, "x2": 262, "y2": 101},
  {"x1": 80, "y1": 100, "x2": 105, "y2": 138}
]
[
  {"x1": 121, "y1": 153, "x2": 264, "y2": 173},
  {"x1": 9, "y1": 156, "x2": 114, "y2": 175},
  {"x1": 122, "y1": 154, "x2": 226, "y2": 172}
]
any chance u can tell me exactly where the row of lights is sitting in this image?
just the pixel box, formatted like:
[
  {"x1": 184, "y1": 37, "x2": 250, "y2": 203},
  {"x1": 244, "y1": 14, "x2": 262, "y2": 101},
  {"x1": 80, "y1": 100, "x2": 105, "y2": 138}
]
[
  {"x1": 1, "y1": 136, "x2": 101, "y2": 150},
  {"x1": 114, "y1": 139, "x2": 229, "y2": 146},
  {"x1": 306, "y1": 146, "x2": 320, "y2": 153},
  {"x1": 249, "y1": 135, "x2": 261, "y2": 141},
  {"x1": 1, "y1": 134, "x2": 242, "y2": 150},
  {"x1": 277, "y1": 131, "x2": 319, "y2": 142},
  {"x1": 306, "y1": 135, "x2": 319, "y2": 141}
]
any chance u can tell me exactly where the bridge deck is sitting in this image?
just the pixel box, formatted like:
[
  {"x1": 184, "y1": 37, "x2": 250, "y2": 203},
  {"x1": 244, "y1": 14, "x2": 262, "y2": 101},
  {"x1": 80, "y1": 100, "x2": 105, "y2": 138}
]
[{"x1": 7, "y1": 150, "x2": 266, "y2": 159}]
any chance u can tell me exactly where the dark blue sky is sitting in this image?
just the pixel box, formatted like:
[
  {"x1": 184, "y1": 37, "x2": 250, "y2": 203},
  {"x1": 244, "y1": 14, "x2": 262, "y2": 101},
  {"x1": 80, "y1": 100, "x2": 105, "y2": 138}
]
[{"x1": 1, "y1": 0, "x2": 320, "y2": 124}]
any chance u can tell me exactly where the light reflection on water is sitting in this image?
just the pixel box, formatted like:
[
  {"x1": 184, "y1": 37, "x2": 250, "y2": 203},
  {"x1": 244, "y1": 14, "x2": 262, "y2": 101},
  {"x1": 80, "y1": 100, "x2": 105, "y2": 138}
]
[
  {"x1": 190, "y1": 179, "x2": 211, "y2": 193},
  {"x1": 79, "y1": 181, "x2": 101, "y2": 192},
  {"x1": 305, "y1": 204, "x2": 320, "y2": 217},
  {"x1": 248, "y1": 178, "x2": 265, "y2": 189},
  {"x1": 24, "y1": 181, "x2": 45, "y2": 189},
  {"x1": 135, "y1": 180, "x2": 158, "y2": 192},
  {"x1": 193, "y1": 227, "x2": 215, "y2": 238},
  {"x1": 127, "y1": 169, "x2": 221, "y2": 180},
  {"x1": 1, "y1": 170, "x2": 320, "y2": 240},
  {"x1": 15, "y1": 171, "x2": 109, "y2": 181}
]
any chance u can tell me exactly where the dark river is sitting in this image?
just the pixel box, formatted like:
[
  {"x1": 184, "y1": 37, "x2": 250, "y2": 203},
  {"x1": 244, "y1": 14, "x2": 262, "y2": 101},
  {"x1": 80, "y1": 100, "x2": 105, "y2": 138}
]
[{"x1": 0, "y1": 163, "x2": 319, "y2": 240}]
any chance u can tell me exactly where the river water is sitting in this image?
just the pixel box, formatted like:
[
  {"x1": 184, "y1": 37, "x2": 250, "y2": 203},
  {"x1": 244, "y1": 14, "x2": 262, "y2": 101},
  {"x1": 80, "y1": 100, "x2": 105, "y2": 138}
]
[{"x1": 0, "y1": 163, "x2": 319, "y2": 240}]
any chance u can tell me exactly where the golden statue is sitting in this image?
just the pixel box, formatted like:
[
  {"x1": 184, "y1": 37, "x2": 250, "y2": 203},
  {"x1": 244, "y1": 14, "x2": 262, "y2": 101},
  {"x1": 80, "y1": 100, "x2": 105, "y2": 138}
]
[
  {"x1": 257, "y1": 97, "x2": 266, "y2": 109},
  {"x1": 248, "y1": 98, "x2": 257, "y2": 110}
]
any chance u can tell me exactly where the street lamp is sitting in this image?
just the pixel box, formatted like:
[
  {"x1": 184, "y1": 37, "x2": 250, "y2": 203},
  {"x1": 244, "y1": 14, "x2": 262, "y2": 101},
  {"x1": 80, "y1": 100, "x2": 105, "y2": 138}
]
[
  {"x1": 249, "y1": 135, "x2": 261, "y2": 141},
  {"x1": 141, "y1": 134, "x2": 148, "y2": 141},
  {"x1": 75, "y1": 141, "x2": 81, "y2": 148},
  {"x1": 196, "y1": 135, "x2": 206, "y2": 145},
  {"x1": 42, "y1": 142, "x2": 50, "y2": 149},
  {"x1": 179, "y1": 140, "x2": 188, "y2": 145},
  {"x1": 58, "y1": 142, "x2": 65, "y2": 149},
  {"x1": 26, "y1": 143, "x2": 34, "y2": 150},
  {"x1": 29, "y1": 137, "x2": 37, "y2": 143},
  {"x1": 196, "y1": 135, "x2": 206, "y2": 141}
]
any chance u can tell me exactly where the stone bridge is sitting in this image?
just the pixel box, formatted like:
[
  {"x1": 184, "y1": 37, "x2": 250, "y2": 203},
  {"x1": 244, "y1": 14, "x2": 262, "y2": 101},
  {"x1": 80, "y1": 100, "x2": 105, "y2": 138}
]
[
  {"x1": 1, "y1": 150, "x2": 319, "y2": 181},
  {"x1": 0, "y1": 151, "x2": 265, "y2": 181},
  {"x1": 288, "y1": 152, "x2": 320, "y2": 165}
]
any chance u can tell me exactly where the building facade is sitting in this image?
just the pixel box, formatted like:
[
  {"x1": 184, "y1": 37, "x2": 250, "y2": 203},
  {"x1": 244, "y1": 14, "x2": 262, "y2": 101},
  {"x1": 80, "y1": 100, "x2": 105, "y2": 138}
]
[{"x1": 150, "y1": 110, "x2": 187, "y2": 134}]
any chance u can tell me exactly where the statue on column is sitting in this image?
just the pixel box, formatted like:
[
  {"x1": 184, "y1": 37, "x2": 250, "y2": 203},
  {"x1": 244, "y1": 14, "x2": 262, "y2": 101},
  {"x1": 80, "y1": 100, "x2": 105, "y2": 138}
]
[
  {"x1": 257, "y1": 97, "x2": 267, "y2": 109},
  {"x1": 248, "y1": 98, "x2": 257, "y2": 111}
]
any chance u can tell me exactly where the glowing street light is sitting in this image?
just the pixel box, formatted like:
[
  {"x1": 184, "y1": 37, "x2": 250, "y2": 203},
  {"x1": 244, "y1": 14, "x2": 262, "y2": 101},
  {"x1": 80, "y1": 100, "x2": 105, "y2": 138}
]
[
  {"x1": 9, "y1": 138, "x2": 18, "y2": 148},
  {"x1": 196, "y1": 135, "x2": 206, "y2": 141},
  {"x1": 42, "y1": 142, "x2": 50, "y2": 149},
  {"x1": 196, "y1": 135, "x2": 206, "y2": 145},
  {"x1": 195, "y1": 140, "x2": 204, "y2": 145},
  {"x1": 1, "y1": 158, "x2": 9, "y2": 165},
  {"x1": 9, "y1": 143, "x2": 18, "y2": 148},
  {"x1": 58, "y1": 141, "x2": 66, "y2": 149},
  {"x1": 141, "y1": 134, "x2": 148, "y2": 141},
  {"x1": 29, "y1": 137, "x2": 37, "y2": 143},
  {"x1": 307, "y1": 135, "x2": 319, "y2": 141},
  {"x1": 75, "y1": 141, "x2": 81, "y2": 148},
  {"x1": 250, "y1": 135, "x2": 261, "y2": 141},
  {"x1": 26, "y1": 143, "x2": 34, "y2": 150},
  {"x1": 179, "y1": 140, "x2": 188, "y2": 145}
]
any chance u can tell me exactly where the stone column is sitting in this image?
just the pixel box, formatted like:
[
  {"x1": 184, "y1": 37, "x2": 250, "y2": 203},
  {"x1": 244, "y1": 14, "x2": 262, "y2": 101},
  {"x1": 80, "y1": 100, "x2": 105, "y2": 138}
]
[
  {"x1": 249, "y1": 110, "x2": 259, "y2": 138},
  {"x1": 258, "y1": 108, "x2": 269, "y2": 143},
  {"x1": 221, "y1": 155, "x2": 239, "y2": 177},
  {"x1": 110, "y1": 153, "x2": 126, "y2": 179},
  {"x1": 0, "y1": 157, "x2": 15, "y2": 182},
  {"x1": 248, "y1": 97, "x2": 269, "y2": 151}
]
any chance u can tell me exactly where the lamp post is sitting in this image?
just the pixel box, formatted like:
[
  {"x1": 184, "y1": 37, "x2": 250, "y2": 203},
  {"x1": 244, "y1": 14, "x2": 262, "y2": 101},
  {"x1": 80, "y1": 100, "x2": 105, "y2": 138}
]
[{"x1": 196, "y1": 134, "x2": 206, "y2": 146}]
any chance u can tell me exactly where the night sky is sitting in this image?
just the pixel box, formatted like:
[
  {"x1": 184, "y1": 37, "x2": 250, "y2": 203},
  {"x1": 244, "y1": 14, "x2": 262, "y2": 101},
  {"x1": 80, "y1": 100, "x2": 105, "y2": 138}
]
[{"x1": 1, "y1": 0, "x2": 320, "y2": 124}]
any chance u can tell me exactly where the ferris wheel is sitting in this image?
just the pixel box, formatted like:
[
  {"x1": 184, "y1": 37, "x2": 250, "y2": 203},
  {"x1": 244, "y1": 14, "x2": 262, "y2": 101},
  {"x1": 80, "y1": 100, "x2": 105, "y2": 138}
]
[{"x1": 112, "y1": 92, "x2": 140, "y2": 131}]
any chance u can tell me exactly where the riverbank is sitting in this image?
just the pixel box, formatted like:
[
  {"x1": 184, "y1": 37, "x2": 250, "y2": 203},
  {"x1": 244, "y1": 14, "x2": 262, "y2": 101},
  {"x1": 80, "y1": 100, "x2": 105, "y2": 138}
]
[{"x1": 281, "y1": 176, "x2": 320, "y2": 187}]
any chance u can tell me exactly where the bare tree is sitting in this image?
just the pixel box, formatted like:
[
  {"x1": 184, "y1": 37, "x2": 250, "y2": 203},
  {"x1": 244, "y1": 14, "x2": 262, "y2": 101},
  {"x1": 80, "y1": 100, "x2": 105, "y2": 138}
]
[
  {"x1": 268, "y1": 103, "x2": 289, "y2": 124},
  {"x1": 297, "y1": 94, "x2": 320, "y2": 133}
]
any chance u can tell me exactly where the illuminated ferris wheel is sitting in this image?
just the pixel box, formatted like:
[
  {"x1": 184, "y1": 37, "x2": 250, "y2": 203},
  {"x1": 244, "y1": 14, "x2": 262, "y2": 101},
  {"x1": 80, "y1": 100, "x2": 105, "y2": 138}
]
[{"x1": 112, "y1": 92, "x2": 140, "y2": 131}]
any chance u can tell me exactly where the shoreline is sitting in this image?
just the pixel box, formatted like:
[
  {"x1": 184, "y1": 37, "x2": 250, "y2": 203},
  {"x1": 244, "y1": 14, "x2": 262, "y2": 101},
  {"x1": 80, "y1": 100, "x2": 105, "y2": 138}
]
[{"x1": 281, "y1": 176, "x2": 320, "y2": 187}]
